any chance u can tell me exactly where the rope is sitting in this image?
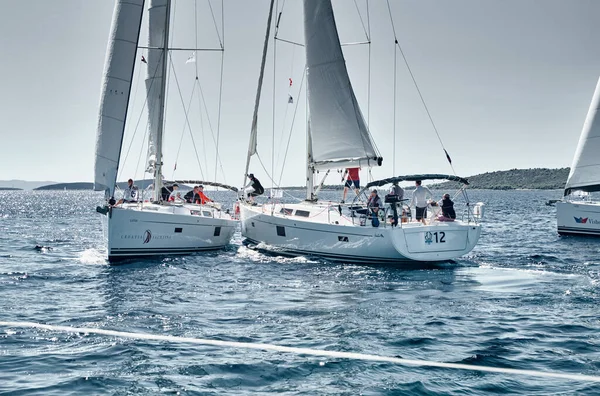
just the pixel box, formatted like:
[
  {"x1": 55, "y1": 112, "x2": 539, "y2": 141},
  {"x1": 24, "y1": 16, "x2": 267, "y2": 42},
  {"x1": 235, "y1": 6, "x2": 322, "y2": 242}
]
[
  {"x1": 195, "y1": 78, "x2": 227, "y2": 182},
  {"x1": 206, "y1": 0, "x2": 223, "y2": 48},
  {"x1": 169, "y1": 58, "x2": 206, "y2": 179},
  {"x1": 277, "y1": 68, "x2": 306, "y2": 188},
  {"x1": 172, "y1": 81, "x2": 201, "y2": 180},
  {"x1": 2, "y1": 321, "x2": 597, "y2": 383},
  {"x1": 385, "y1": 0, "x2": 457, "y2": 176}
]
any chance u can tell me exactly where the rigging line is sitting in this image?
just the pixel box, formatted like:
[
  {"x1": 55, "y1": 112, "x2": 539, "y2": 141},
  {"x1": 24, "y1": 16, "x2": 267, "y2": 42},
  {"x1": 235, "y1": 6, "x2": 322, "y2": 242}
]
[
  {"x1": 385, "y1": 0, "x2": 456, "y2": 175},
  {"x1": 256, "y1": 153, "x2": 302, "y2": 202},
  {"x1": 195, "y1": 79, "x2": 210, "y2": 179},
  {"x1": 393, "y1": 42, "x2": 397, "y2": 175},
  {"x1": 272, "y1": 0, "x2": 279, "y2": 196},
  {"x1": 213, "y1": 0, "x2": 226, "y2": 184},
  {"x1": 119, "y1": 49, "x2": 165, "y2": 181},
  {"x1": 194, "y1": 0, "x2": 199, "y2": 79},
  {"x1": 214, "y1": 42, "x2": 226, "y2": 183},
  {"x1": 117, "y1": 60, "x2": 143, "y2": 181},
  {"x1": 352, "y1": 0, "x2": 369, "y2": 41},
  {"x1": 367, "y1": 0, "x2": 371, "y2": 127},
  {"x1": 134, "y1": 120, "x2": 150, "y2": 185},
  {"x1": 172, "y1": 81, "x2": 199, "y2": 180},
  {"x1": 169, "y1": 57, "x2": 206, "y2": 180},
  {"x1": 277, "y1": 68, "x2": 306, "y2": 188},
  {"x1": 206, "y1": 0, "x2": 223, "y2": 49},
  {"x1": 4, "y1": 321, "x2": 599, "y2": 383},
  {"x1": 195, "y1": 77, "x2": 227, "y2": 181}
]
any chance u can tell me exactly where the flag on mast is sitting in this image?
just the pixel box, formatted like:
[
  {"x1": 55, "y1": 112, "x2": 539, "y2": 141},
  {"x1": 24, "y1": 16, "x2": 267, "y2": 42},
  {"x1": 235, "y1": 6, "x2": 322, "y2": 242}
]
[{"x1": 186, "y1": 52, "x2": 196, "y2": 64}]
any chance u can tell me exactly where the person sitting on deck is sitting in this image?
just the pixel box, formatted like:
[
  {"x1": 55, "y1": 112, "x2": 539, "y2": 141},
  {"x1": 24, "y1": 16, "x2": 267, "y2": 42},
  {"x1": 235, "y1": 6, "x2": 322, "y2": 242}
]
[
  {"x1": 116, "y1": 179, "x2": 139, "y2": 205},
  {"x1": 244, "y1": 173, "x2": 264, "y2": 202},
  {"x1": 184, "y1": 186, "x2": 198, "y2": 203},
  {"x1": 168, "y1": 183, "x2": 183, "y2": 202},
  {"x1": 438, "y1": 193, "x2": 456, "y2": 221},
  {"x1": 194, "y1": 185, "x2": 213, "y2": 205}
]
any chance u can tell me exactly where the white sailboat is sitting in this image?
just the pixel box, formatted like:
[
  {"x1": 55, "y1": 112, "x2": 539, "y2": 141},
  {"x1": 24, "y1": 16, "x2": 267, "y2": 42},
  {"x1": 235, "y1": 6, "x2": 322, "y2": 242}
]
[
  {"x1": 557, "y1": 77, "x2": 600, "y2": 236},
  {"x1": 239, "y1": 0, "x2": 482, "y2": 263},
  {"x1": 94, "y1": 0, "x2": 236, "y2": 263}
]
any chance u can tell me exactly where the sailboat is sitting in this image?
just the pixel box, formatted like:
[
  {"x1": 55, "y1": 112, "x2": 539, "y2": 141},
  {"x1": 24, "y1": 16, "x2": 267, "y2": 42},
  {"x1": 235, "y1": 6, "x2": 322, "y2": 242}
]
[
  {"x1": 239, "y1": 0, "x2": 483, "y2": 263},
  {"x1": 557, "y1": 77, "x2": 600, "y2": 236},
  {"x1": 94, "y1": 0, "x2": 236, "y2": 263}
]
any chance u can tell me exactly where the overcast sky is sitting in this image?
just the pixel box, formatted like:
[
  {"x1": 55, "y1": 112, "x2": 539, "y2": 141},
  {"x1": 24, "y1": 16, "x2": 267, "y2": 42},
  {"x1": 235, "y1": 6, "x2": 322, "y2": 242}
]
[{"x1": 1, "y1": 0, "x2": 600, "y2": 187}]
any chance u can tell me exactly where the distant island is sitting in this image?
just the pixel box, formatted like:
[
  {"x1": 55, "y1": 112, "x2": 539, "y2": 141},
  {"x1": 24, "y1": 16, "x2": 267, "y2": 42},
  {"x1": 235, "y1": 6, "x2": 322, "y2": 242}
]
[
  {"x1": 430, "y1": 168, "x2": 569, "y2": 190},
  {"x1": 13, "y1": 168, "x2": 571, "y2": 191},
  {"x1": 0, "y1": 187, "x2": 22, "y2": 191},
  {"x1": 34, "y1": 182, "x2": 93, "y2": 191}
]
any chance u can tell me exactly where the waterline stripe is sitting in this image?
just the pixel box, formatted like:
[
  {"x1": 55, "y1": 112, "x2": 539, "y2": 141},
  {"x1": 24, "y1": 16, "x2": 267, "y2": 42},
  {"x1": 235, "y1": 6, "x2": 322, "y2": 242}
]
[{"x1": 1, "y1": 321, "x2": 599, "y2": 383}]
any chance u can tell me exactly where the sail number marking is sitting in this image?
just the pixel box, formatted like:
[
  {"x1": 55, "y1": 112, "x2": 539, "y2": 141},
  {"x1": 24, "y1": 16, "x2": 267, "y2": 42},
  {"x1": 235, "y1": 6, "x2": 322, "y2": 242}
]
[{"x1": 425, "y1": 231, "x2": 446, "y2": 245}]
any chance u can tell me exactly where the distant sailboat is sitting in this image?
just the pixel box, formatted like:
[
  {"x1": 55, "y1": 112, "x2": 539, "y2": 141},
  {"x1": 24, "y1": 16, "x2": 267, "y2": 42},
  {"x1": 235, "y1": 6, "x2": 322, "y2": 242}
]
[
  {"x1": 557, "y1": 77, "x2": 600, "y2": 236},
  {"x1": 94, "y1": 0, "x2": 236, "y2": 262},
  {"x1": 239, "y1": 0, "x2": 482, "y2": 263}
]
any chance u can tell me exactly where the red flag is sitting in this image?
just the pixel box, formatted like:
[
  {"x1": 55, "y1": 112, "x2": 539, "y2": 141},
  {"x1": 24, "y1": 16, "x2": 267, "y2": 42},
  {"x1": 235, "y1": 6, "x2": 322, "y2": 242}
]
[
  {"x1": 289, "y1": 78, "x2": 293, "y2": 87},
  {"x1": 141, "y1": 55, "x2": 147, "y2": 64}
]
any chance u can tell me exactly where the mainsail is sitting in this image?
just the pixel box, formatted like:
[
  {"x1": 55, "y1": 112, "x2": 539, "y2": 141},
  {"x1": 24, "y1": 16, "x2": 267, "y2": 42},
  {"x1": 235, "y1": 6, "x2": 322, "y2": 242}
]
[
  {"x1": 565, "y1": 77, "x2": 600, "y2": 195},
  {"x1": 145, "y1": 0, "x2": 168, "y2": 174},
  {"x1": 94, "y1": 0, "x2": 145, "y2": 195},
  {"x1": 303, "y1": 0, "x2": 382, "y2": 171}
]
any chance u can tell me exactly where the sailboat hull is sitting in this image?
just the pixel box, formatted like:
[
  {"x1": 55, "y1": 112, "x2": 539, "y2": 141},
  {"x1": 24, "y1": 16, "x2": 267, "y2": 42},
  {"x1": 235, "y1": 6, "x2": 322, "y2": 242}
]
[
  {"x1": 240, "y1": 202, "x2": 481, "y2": 263},
  {"x1": 103, "y1": 203, "x2": 236, "y2": 262},
  {"x1": 557, "y1": 200, "x2": 600, "y2": 236}
]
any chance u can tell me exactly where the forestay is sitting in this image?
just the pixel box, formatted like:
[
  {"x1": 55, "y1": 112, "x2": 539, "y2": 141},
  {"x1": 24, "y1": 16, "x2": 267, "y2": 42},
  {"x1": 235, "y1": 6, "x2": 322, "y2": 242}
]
[
  {"x1": 145, "y1": 0, "x2": 168, "y2": 174},
  {"x1": 94, "y1": 0, "x2": 145, "y2": 196},
  {"x1": 303, "y1": 0, "x2": 382, "y2": 171},
  {"x1": 565, "y1": 77, "x2": 600, "y2": 195}
]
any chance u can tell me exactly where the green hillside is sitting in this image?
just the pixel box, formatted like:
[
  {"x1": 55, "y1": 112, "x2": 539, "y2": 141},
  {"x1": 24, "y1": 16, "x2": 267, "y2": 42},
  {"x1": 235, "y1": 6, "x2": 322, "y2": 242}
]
[{"x1": 432, "y1": 168, "x2": 569, "y2": 190}]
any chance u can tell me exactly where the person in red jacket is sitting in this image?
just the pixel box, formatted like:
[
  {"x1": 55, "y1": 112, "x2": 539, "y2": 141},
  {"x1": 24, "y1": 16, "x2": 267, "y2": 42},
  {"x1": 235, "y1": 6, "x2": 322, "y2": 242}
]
[
  {"x1": 341, "y1": 167, "x2": 360, "y2": 203},
  {"x1": 194, "y1": 185, "x2": 213, "y2": 205}
]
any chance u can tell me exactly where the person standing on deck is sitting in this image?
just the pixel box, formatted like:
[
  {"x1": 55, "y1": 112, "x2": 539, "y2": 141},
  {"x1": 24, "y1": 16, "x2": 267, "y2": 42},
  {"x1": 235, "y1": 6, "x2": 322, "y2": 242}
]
[
  {"x1": 341, "y1": 167, "x2": 360, "y2": 203},
  {"x1": 410, "y1": 180, "x2": 433, "y2": 224}
]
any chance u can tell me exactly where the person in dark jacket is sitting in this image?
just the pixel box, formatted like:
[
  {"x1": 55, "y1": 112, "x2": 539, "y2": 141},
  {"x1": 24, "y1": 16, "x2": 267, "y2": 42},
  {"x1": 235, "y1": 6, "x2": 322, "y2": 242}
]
[
  {"x1": 244, "y1": 173, "x2": 264, "y2": 201},
  {"x1": 440, "y1": 193, "x2": 456, "y2": 220}
]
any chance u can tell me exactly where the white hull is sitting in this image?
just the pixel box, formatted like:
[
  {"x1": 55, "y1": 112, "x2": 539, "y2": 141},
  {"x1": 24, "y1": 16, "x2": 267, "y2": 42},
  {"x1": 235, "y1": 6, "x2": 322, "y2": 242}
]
[
  {"x1": 557, "y1": 200, "x2": 600, "y2": 236},
  {"x1": 102, "y1": 202, "x2": 236, "y2": 262},
  {"x1": 239, "y1": 201, "x2": 481, "y2": 263}
]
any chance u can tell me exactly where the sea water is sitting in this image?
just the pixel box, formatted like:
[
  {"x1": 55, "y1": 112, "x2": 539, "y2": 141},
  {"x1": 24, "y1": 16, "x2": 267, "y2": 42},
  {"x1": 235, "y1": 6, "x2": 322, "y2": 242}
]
[{"x1": 0, "y1": 190, "x2": 598, "y2": 395}]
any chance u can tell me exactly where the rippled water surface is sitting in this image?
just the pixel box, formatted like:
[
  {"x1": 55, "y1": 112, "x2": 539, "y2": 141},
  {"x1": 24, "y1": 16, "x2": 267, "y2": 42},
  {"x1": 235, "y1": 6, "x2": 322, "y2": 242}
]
[{"x1": 0, "y1": 190, "x2": 599, "y2": 395}]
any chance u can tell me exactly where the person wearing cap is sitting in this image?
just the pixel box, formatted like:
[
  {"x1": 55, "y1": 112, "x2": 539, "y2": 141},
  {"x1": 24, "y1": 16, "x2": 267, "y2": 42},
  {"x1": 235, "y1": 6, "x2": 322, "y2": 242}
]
[
  {"x1": 168, "y1": 183, "x2": 183, "y2": 202},
  {"x1": 367, "y1": 189, "x2": 383, "y2": 227},
  {"x1": 116, "y1": 178, "x2": 139, "y2": 205},
  {"x1": 243, "y1": 173, "x2": 264, "y2": 202},
  {"x1": 194, "y1": 185, "x2": 213, "y2": 205}
]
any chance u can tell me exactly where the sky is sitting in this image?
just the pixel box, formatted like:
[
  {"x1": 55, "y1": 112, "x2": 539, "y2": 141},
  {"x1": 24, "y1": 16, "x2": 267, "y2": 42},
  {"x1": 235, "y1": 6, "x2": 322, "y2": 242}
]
[{"x1": 1, "y1": 0, "x2": 600, "y2": 187}]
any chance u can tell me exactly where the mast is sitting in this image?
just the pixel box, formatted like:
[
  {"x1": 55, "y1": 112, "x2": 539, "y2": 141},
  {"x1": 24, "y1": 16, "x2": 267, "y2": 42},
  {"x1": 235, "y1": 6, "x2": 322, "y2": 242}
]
[
  {"x1": 306, "y1": 92, "x2": 314, "y2": 200},
  {"x1": 153, "y1": 0, "x2": 171, "y2": 201},
  {"x1": 243, "y1": 0, "x2": 276, "y2": 191}
]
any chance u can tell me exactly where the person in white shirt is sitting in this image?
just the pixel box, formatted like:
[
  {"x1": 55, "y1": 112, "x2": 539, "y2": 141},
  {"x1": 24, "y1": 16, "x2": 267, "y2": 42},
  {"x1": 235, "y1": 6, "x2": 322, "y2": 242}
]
[
  {"x1": 116, "y1": 179, "x2": 139, "y2": 205},
  {"x1": 410, "y1": 180, "x2": 433, "y2": 223},
  {"x1": 168, "y1": 183, "x2": 183, "y2": 202}
]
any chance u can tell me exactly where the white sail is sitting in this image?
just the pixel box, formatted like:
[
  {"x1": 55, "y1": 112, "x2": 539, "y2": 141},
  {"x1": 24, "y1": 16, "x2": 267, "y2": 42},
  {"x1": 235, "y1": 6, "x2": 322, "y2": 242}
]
[
  {"x1": 94, "y1": 0, "x2": 145, "y2": 195},
  {"x1": 145, "y1": 0, "x2": 168, "y2": 174},
  {"x1": 303, "y1": 0, "x2": 381, "y2": 171},
  {"x1": 565, "y1": 77, "x2": 600, "y2": 195}
]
